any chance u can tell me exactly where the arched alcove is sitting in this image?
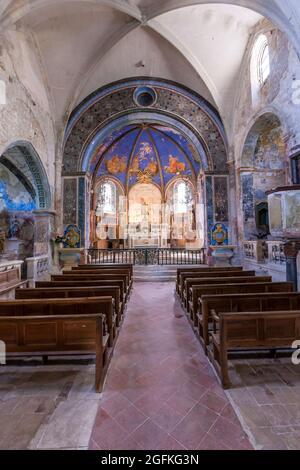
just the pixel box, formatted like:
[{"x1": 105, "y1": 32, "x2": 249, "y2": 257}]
[
  {"x1": 0, "y1": 142, "x2": 52, "y2": 268},
  {"x1": 240, "y1": 113, "x2": 286, "y2": 239}
]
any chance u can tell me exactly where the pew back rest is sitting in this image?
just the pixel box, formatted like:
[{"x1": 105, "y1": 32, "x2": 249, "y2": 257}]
[
  {"x1": 0, "y1": 297, "x2": 112, "y2": 317},
  {"x1": 220, "y1": 311, "x2": 300, "y2": 349},
  {"x1": 179, "y1": 270, "x2": 254, "y2": 292},
  {"x1": 66, "y1": 269, "x2": 130, "y2": 275},
  {"x1": 185, "y1": 276, "x2": 272, "y2": 291},
  {"x1": 74, "y1": 265, "x2": 133, "y2": 276},
  {"x1": 191, "y1": 282, "x2": 294, "y2": 315},
  {"x1": 52, "y1": 273, "x2": 129, "y2": 287},
  {"x1": 176, "y1": 266, "x2": 243, "y2": 286},
  {"x1": 192, "y1": 282, "x2": 293, "y2": 298},
  {"x1": 16, "y1": 286, "x2": 120, "y2": 302},
  {"x1": 0, "y1": 314, "x2": 103, "y2": 354},
  {"x1": 35, "y1": 280, "x2": 125, "y2": 298},
  {"x1": 203, "y1": 292, "x2": 300, "y2": 316}
]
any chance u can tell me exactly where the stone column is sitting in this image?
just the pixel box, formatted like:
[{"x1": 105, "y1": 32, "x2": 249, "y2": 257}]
[{"x1": 283, "y1": 241, "x2": 300, "y2": 291}]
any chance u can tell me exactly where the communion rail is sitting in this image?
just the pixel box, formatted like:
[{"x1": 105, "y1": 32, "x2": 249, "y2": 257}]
[{"x1": 87, "y1": 248, "x2": 206, "y2": 266}]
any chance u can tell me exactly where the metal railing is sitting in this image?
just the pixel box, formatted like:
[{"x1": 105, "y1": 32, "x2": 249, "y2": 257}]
[{"x1": 87, "y1": 248, "x2": 206, "y2": 266}]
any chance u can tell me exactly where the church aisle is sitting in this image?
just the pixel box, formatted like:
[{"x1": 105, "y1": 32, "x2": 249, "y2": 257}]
[{"x1": 89, "y1": 282, "x2": 252, "y2": 450}]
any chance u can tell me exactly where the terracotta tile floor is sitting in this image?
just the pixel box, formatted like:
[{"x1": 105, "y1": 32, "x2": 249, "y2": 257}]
[
  {"x1": 89, "y1": 282, "x2": 252, "y2": 450},
  {"x1": 2, "y1": 282, "x2": 299, "y2": 449}
]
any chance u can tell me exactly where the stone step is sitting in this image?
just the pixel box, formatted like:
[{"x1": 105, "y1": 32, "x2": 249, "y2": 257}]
[
  {"x1": 134, "y1": 270, "x2": 176, "y2": 275},
  {"x1": 133, "y1": 264, "x2": 206, "y2": 281}
]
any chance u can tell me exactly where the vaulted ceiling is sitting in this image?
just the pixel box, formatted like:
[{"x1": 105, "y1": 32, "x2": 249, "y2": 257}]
[{"x1": 0, "y1": 0, "x2": 299, "y2": 133}]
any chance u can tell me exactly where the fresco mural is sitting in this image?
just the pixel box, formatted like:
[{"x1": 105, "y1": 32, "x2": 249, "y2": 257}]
[
  {"x1": 0, "y1": 210, "x2": 34, "y2": 260},
  {"x1": 91, "y1": 124, "x2": 200, "y2": 190},
  {"x1": 0, "y1": 164, "x2": 36, "y2": 212}
]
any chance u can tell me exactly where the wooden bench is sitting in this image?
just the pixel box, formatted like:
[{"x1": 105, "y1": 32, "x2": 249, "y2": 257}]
[
  {"x1": 188, "y1": 282, "x2": 294, "y2": 326},
  {"x1": 209, "y1": 311, "x2": 300, "y2": 388},
  {"x1": 0, "y1": 314, "x2": 106, "y2": 392},
  {"x1": 176, "y1": 267, "x2": 243, "y2": 293},
  {"x1": 178, "y1": 270, "x2": 255, "y2": 301},
  {"x1": 16, "y1": 285, "x2": 122, "y2": 329},
  {"x1": 75, "y1": 263, "x2": 133, "y2": 277},
  {"x1": 0, "y1": 267, "x2": 27, "y2": 298},
  {"x1": 66, "y1": 268, "x2": 133, "y2": 290},
  {"x1": 182, "y1": 275, "x2": 272, "y2": 309},
  {"x1": 0, "y1": 296, "x2": 114, "y2": 347},
  {"x1": 199, "y1": 290, "x2": 300, "y2": 353},
  {"x1": 36, "y1": 280, "x2": 126, "y2": 307},
  {"x1": 52, "y1": 273, "x2": 130, "y2": 299}
]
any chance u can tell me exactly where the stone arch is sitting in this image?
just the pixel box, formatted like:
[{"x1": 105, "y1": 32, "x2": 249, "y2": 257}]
[
  {"x1": 0, "y1": 141, "x2": 52, "y2": 270},
  {"x1": 63, "y1": 78, "x2": 227, "y2": 174},
  {"x1": 62, "y1": 78, "x2": 229, "y2": 247},
  {"x1": 240, "y1": 112, "x2": 286, "y2": 239},
  {"x1": 1, "y1": 141, "x2": 51, "y2": 210}
]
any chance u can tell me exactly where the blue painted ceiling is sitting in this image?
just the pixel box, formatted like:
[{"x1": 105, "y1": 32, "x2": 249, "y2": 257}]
[{"x1": 90, "y1": 124, "x2": 201, "y2": 189}]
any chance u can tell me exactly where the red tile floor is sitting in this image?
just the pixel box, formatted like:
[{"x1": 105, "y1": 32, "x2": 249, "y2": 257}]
[{"x1": 89, "y1": 282, "x2": 253, "y2": 450}]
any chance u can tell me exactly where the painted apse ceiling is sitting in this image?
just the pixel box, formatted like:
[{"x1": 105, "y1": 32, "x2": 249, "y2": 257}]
[{"x1": 90, "y1": 124, "x2": 201, "y2": 191}]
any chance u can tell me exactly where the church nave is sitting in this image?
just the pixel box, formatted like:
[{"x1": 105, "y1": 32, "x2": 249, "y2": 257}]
[{"x1": 89, "y1": 282, "x2": 252, "y2": 451}]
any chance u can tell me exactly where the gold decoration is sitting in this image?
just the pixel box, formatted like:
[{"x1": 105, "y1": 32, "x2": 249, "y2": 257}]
[{"x1": 137, "y1": 169, "x2": 153, "y2": 184}]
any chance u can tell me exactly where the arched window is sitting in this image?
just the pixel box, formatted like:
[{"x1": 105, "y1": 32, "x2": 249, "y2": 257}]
[
  {"x1": 96, "y1": 181, "x2": 117, "y2": 215},
  {"x1": 251, "y1": 34, "x2": 270, "y2": 101},
  {"x1": 257, "y1": 36, "x2": 270, "y2": 85},
  {"x1": 173, "y1": 180, "x2": 193, "y2": 214}
]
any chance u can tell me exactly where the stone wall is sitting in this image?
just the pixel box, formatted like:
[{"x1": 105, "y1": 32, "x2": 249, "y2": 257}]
[
  {"x1": 0, "y1": 35, "x2": 56, "y2": 197},
  {"x1": 233, "y1": 19, "x2": 300, "y2": 245}
]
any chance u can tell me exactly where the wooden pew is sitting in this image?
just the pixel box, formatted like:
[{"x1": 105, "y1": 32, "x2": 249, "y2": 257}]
[
  {"x1": 52, "y1": 273, "x2": 130, "y2": 299},
  {"x1": 178, "y1": 270, "x2": 255, "y2": 301},
  {"x1": 36, "y1": 280, "x2": 126, "y2": 309},
  {"x1": 66, "y1": 268, "x2": 133, "y2": 290},
  {"x1": 0, "y1": 297, "x2": 114, "y2": 347},
  {"x1": 176, "y1": 266, "x2": 243, "y2": 294},
  {"x1": 0, "y1": 267, "x2": 28, "y2": 298},
  {"x1": 209, "y1": 311, "x2": 300, "y2": 388},
  {"x1": 199, "y1": 290, "x2": 300, "y2": 353},
  {"x1": 0, "y1": 314, "x2": 106, "y2": 392},
  {"x1": 16, "y1": 285, "x2": 122, "y2": 328},
  {"x1": 74, "y1": 263, "x2": 133, "y2": 277},
  {"x1": 182, "y1": 275, "x2": 272, "y2": 309},
  {"x1": 189, "y1": 282, "x2": 294, "y2": 326}
]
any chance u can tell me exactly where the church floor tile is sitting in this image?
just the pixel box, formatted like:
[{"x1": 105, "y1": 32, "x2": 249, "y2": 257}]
[
  {"x1": 88, "y1": 282, "x2": 253, "y2": 450},
  {"x1": 1, "y1": 283, "x2": 300, "y2": 449}
]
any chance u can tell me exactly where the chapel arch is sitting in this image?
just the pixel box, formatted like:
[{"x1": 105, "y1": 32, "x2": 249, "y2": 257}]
[
  {"x1": 240, "y1": 112, "x2": 286, "y2": 239},
  {"x1": 0, "y1": 141, "x2": 52, "y2": 272}
]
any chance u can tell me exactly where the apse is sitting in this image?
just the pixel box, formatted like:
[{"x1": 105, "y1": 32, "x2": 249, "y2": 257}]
[{"x1": 90, "y1": 123, "x2": 200, "y2": 191}]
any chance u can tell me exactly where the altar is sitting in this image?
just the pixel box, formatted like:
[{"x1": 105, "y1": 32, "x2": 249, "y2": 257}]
[{"x1": 128, "y1": 183, "x2": 164, "y2": 248}]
